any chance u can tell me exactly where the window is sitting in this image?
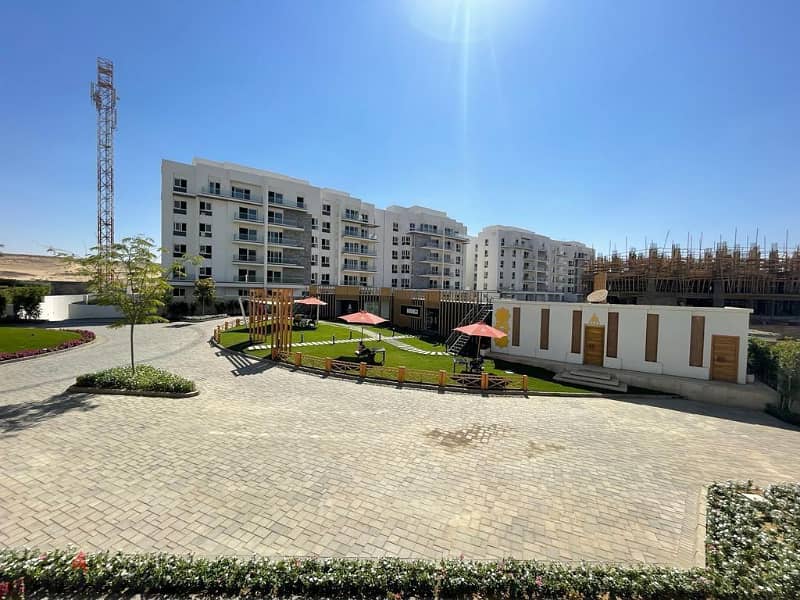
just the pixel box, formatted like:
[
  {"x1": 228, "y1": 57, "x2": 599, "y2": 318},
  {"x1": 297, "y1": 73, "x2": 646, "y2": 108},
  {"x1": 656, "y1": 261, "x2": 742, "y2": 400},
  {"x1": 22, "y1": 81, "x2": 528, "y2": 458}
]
[
  {"x1": 199, "y1": 266, "x2": 212, "y2": 278},
  {"x1": 311, "y1": 236, "x2": 318, "y2": 248},
  {"x1": 391, "y1": 264, "x2": 398, "y2": 273},
  {"x1": 500, "y1": 249, "x2": 504, "y2": 257},
  {"x1": 238, "y1": 248, "x2": 256, "y2": 262},
  {"x1": 484, "y1": 260, "x2": 488, "y2": 267},
  {"x1": 310, "y1": 272, "x2": 317, "y2": 283},
  {"x1": 267, "y1": 190, "x2": 283, "y2": 204},
  {"x1": 391, "y1": 278, "x2": 398, "y2": 287},
  {"x1": 401, "y1": 278, "x2": 410, "y2": 288},
  {"x1": 359, "y1": 276, "x2": 368, "y2": 286},
  {"x1": 173, "y1": 222, "x2": 187, "y2": 237},
  {"x1": 392, "y1": 222, "x2": 399, "y2": 231},
  {"x1": 401, "y1": 236, "x2": 411, "y2": 246},
  {"x1": 173, "y1": 243, "x2": 186, "y2": 258},
  {"x1": 392, "y1": 236, "x2": 399, "y2": 246},
  {"x1": 232, "y1": 186, "x2": 251, "y2": 200},
  {"x1": 172, "y1": 287, "x2": 186, "y2": 297},
  {"x1": 238, "y1": 206, "x2": 259, "y2": 222},
  {"x1": 409, "y1": 223, "x2": 416, "y2": 231},
  {"x1": 454, "y1": 281, "x2": 460, "y2": 289},
  {"x1": 344, "y1": 208, "x2": 359, "y2": 220},
  {"x1": 322, "y1": 222, "x2": 331, "y2": 233},
  {"x1": 484, "y1": 249, "x2": 488, "y2": 257},
  {"x1": 512, "y1": 272, "x2": 516, "y2": 279},
  {"x1": 207, "y1": 181, "x2": 220, "y2": 195},
  {"x1": 237, "y1": 269, "x2": 257, "y2": 282},
  {"x1": 401, "y1": 264, "x2": 410, "y2": 273},
  {"x1": 173, "y1": 199, "x2": 187, "y2": 214},
  {"x1": 391, "y1": 250, "x2": 398, "y2": 260},
  {"x1": 321, "y1": 273, "x2": 330, "y2": 285},
  {"x1": 199, "y1": 245, "x2": 212, "y2": 259},
  {"x1": 512, "y1": 250, "x2": 516, "y2": 257},
  {"x1": 401, "y1": 249, "x2": 411, "y2": 260},
  {"x1": 296, "y1": 196, "x2": 304, "y2": 208},
  {"x1": 499, "y1": 272, "x2": 504, "y2": 279},
  {"x1": 484, "y1": 239, "x2": 489, "y2": 246},
  {"x1": 321, "y1": 239, "x2": 330, "y2": 250},
  {"x1": 173, "y1": 177, "x2": 187, "y2": 193},
  {"x1": 321, "y1": 256, "x2": 330, "y2": 267},
  {"x1": 199, "y1": 201, "x2": 212, "y2": 216},
  {"x1": 500, "y1": 261, "x2": 504, "y2": 268},
  {"x1": 311, "y1": 218, "x2": 318, "y2": 230},
  {"x1": 456, "y1": 256, "x2": 461, "y2": 264},
  {"x1": 501, "y1": 238, "x2": 505, "y2": 246},
  {"x1": 199, "y1": 223, "x2": 212, "y2": 237},
  {"x1": 512, "y1": 261, "x2": 516, "y2": 268},
  {"x1": 322, "y1": 203, "x2": 331, "y2": 215}
]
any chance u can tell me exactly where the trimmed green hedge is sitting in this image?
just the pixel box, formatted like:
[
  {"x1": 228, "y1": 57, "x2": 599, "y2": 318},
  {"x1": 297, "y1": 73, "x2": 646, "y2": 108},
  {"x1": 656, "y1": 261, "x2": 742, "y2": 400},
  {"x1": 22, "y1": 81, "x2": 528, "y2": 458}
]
[
  {"x1": 75, "y1": 365, "x2": 195, "y2": 393},
  {"x1": 1, "y1": 483, "x2": 798, "y2": 598}
]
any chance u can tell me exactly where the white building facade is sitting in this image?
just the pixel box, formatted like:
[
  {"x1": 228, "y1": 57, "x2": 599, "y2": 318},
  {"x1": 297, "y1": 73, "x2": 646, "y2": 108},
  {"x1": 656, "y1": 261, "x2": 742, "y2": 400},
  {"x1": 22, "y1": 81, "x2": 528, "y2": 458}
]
[
  {"x1": 490, "y1": 300, "x2": 751, "y2": 384},
  {"x1": 465, "y1": 226, "x2": 594, "y2": 301},
  {"x1": 161, "y1": 158, "x2": 468, "y2": 299}
]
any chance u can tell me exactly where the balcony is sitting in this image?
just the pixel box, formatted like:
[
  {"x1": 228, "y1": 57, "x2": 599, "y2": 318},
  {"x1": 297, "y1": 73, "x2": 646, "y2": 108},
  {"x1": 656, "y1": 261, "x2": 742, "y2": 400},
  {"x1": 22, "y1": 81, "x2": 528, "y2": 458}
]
[
  {"x1": 200, "y1": 185, "x2": 262, "y2": 205},
  {"x1": 342, "y1": 263, "x2": 377, "y2": 273},
  {"x1": 267, "y1": 236, "x2": 304, "y2": 248},
  {"x1": 267, "y1": 257, "x2": 304, "y2": 268},
  {"x1": 342, "y1": 246, "x2": 377, "y2": 256},
  {"x1": 233, "y1": 234, "x2": 263, "y2": 244},
  {"x1": 268, "y1": 215, "x2": 304, "y2": 230},
  {"x1": 267, "y1": 274, "x2": 306, "y2": 285},
  {"x1": 268, "y1": 195, "x2": 307, "y2": 211},
  {"x1": 342, "y1": 231, "x2": 377, "y2": 241},
  {"x1": 234, "y1": 213, "x2": 264, "y2": 224},
  {"x1": 341, "y1": 215, "x2": 379, "y2": 227},
  {"x1": 234, "y1": 276, "x2": 264, "y2": 284},
  {"x1": 233, "y1": 254, "x2": 261, "y2": 264}
]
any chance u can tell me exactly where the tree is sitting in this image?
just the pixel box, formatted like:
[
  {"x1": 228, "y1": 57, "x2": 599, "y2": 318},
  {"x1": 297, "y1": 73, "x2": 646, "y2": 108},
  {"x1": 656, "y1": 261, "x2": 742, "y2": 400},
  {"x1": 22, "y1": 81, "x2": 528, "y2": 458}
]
[
  {"x1": 194, "y1": 277, "x2": 216, "y2": 315},
  {"x1": 10, "y1": 285, "x2": 48, "y2": 320},
  {"x1": 68, "y1": 236, "x2": 193, "y2": 371}
]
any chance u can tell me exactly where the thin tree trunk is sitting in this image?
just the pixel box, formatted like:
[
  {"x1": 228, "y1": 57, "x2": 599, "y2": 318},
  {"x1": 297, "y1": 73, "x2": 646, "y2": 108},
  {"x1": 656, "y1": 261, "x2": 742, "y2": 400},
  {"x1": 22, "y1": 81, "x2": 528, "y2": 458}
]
[{"x1": 130, "y1": 323, "x2": 135, "y2": 372}]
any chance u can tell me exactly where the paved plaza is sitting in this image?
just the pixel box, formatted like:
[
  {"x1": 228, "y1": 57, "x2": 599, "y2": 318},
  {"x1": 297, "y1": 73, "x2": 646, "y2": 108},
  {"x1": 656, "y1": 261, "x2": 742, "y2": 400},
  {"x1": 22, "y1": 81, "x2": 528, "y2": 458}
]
[{"x1": 2, "y1": 320, "x2": 800, "y2": 567}]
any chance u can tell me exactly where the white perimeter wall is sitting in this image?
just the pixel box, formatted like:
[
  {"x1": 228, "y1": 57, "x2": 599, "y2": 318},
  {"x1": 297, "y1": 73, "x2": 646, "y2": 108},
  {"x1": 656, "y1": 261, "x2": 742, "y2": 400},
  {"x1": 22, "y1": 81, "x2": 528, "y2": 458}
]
[
  {"x1": 492, "y1": 300, "x2": 751, "y2": 384},
  {"x1": 36, "y1": 295, "x2": 122, "y2": 321}
]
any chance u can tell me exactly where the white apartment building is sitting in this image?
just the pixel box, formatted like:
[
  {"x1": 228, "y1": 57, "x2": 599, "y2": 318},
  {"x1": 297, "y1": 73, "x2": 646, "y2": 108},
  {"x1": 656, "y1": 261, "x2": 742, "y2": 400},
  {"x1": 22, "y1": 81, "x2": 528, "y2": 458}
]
[
  {"x1": 162, "y1": 158, "x2": 467, "y2": 299},
  {"x1": 465, "y1": 226, "x2": 594, "y2": 301},
  {"x1": 377, "y1": 206, "x2": 468, "y2": 290}
]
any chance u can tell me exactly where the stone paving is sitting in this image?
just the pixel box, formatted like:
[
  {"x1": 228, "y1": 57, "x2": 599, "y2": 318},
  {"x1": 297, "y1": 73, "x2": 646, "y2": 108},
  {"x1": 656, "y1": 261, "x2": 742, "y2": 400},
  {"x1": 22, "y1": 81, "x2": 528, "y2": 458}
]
[{"x1": 2, "y1": 319, "x2": 800, "y2": 566}]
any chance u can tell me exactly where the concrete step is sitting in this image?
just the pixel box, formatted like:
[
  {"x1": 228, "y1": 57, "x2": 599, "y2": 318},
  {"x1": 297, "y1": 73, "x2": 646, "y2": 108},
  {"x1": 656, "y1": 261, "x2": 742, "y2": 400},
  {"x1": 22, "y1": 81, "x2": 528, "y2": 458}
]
[
  {"x1": 570, "y1": 369, "x2": 614, "y2": 381},
  {"x1": 554, "y1": 371, "x2": 628, "y2": 393}
]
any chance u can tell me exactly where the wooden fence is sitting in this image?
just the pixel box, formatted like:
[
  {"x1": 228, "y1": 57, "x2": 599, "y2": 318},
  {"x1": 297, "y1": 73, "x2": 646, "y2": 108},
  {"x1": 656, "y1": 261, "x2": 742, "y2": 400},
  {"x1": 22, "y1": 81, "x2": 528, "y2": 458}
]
[{"x1": 274, "y1": 351, "x2": 530, "y2": 393}]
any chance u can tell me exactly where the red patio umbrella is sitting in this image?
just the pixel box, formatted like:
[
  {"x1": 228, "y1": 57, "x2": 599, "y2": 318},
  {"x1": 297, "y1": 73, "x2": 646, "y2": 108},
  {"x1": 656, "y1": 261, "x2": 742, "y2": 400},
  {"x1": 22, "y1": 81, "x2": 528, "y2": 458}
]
[
  {"x1": 453, "y1": 321, "x2": 507, "y2": 358},
  {"x1": 294, "y1": 296, "x2": 327, "y2": 322},
  {"x1": 338, "y1": 310, "x2": 388, "y2": 339}
]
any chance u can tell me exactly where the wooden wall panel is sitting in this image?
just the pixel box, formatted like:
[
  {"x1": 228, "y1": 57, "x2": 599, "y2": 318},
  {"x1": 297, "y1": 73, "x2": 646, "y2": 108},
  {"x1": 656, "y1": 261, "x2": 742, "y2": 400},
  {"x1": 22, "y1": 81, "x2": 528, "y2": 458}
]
[
  {"x1": 571, "y1": 310, "x2": 582, "y2": 354},
  {"x1": 606, "y1": 311, "x2": 619, "y2": 358},
  {"x1": 512, "y1": 307, "x2": 521, "y2": 346},
  {"x1": 540, "y1": 308, "x2": 550, "y2": 350},
  {"x1": 645, "y1": 313, "x2": 659, "y2": 362},
  {"x1": 689, "y1": 315, "x2": 705, "y2": 367}
]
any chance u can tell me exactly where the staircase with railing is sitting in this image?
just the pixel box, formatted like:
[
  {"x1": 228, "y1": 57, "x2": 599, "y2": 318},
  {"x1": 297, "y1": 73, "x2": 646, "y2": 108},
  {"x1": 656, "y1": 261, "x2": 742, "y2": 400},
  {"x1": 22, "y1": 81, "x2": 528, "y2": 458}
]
[{"x1": 445, "y1": 303, "x2": 493, "y2": 356}]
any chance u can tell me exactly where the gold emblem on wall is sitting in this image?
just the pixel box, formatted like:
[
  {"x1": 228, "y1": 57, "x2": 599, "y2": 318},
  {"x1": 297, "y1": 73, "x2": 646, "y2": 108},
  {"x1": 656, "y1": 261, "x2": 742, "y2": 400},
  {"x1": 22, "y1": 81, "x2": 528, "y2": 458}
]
[
  {"x1": 588, "y1": 313, "x2": 601, "y2": 327},
  {"x1": 495, "y1": 307, "x2": 510, "y2": 348}
]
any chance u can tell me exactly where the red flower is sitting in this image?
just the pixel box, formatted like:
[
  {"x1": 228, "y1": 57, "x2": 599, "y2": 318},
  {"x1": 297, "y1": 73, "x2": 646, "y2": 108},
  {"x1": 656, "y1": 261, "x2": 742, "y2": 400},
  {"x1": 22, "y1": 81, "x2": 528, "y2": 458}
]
[
  {"x1": 71, "y1": 550, "x2": 88, "y2": 571},
  {"x1": 0, "y1": 582, "x2": 10, "y2": 599},
  {"x1": 535, "y1": 575, "x2": 543, "y2": 588}
]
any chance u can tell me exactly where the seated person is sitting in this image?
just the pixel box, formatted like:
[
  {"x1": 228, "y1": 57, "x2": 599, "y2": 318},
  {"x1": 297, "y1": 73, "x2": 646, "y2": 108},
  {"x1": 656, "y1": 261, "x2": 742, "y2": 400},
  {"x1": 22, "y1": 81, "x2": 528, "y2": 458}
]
[
  {"x1": 356, "y1": 341, "x2": 373, "y2": 358},
  {"x1": 469, "y1": 356, "x2": 484, "y2": 373}
]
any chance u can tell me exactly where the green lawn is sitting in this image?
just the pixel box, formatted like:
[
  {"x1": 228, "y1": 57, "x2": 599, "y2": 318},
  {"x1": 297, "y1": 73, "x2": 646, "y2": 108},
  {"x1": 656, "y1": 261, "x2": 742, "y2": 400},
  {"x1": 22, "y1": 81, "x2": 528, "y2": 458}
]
[
  {"x1": 0, "y1": 327, "x2": 82, "y2": 353},
  {"x1": 219, "y1": 322, "x2": 358, "y2": 352}
]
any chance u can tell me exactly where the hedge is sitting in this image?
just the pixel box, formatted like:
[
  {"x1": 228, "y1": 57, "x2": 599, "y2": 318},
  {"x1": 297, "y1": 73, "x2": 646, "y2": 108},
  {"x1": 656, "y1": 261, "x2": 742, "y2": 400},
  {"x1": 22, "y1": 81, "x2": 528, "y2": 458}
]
[{"x1": 1, "y1": 483, "x2": 798, "y2": 598}]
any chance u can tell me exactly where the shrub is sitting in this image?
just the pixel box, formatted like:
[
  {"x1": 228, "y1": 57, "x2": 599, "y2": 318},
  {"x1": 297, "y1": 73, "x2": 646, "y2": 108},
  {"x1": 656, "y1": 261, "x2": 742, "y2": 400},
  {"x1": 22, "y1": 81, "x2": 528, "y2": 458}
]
[
  {"x1": 8, "y1": 285, "x2": 48, "y2": 320},
  {"x1": 75, "y1": 365, "x2": 195, "y2": 393},
  {"x1": 166, "y1": 301, "x2": 190, "y2": 320},
  {"x1": 749, "y1": 338, "x2": 800, "y2": 411},
  {"x1": 0, "y1": 291, "x2": 6, "y2": 316}
]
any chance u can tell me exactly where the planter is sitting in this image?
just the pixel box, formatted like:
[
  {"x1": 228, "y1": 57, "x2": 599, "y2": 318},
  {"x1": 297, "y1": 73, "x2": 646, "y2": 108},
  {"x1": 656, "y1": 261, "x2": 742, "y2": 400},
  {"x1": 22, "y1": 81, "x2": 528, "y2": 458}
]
[{"x1": 66, "y1": 385, "x2": 199, "y2": 398}]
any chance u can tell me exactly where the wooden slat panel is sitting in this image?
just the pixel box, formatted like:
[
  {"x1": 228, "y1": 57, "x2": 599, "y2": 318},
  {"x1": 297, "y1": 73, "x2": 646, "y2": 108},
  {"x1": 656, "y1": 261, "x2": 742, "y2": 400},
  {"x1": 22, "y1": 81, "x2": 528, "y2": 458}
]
[
  {"x1": 645, "y1": 313, "x2": 659, "y2": 362},
  {"x1": 583, "y1": 326, "x2": 604, "y2": 366},
  {"x1": 689, "y1": 315, "x2": 705, "y2": 367},
  {"x1": 512, "y1": 307, "x2": 521, "y2": 347},
  {"x1": 606, "y1": 312, "x2": 619, "y2": 358},
  {"x1": 540, "y1": 308, "x2": 550, "y2": 350},
  {"x1": 711, "y1": 335, "x2": 739, "y2": 382},
  {"x1": 571, "y1": 310, "x2": 582, "y2": 354}
]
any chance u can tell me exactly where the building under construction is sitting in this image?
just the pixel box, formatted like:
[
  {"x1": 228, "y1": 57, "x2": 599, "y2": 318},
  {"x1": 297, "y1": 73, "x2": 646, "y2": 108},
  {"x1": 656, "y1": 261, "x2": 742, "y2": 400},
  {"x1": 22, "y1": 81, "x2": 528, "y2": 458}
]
[{"x1": 582, "y1": 243, "x2": 800, "y2": 317}]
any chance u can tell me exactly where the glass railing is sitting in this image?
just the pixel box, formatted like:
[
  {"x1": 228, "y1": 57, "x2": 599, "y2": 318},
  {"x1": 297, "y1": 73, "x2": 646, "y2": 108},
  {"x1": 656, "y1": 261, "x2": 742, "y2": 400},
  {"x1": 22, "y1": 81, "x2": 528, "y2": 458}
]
[
  {"x1": 267, "y1": 195, "x2": 306, "y2": 210},
  {"x1": 233, "y1": 254, "x2": 260, "y2": 262},
  {"x1": 267, "y1": 237, "x2": 303, "y2": 247},
  {"x1": 234, "y1": 276, "x2": 264, "y2": 283},
  {"x1": 235, "y1": 213, "x2": 264, "y2": 223},
  {"x1": 268, "y1": 216, "x2": 301, "y2": 228},
  {"x1": 200, "y1": 186, "x2": 262, "y2": 203},
  {"x1": 233, "y1": 234, "x2": 262, "y2": 243}
]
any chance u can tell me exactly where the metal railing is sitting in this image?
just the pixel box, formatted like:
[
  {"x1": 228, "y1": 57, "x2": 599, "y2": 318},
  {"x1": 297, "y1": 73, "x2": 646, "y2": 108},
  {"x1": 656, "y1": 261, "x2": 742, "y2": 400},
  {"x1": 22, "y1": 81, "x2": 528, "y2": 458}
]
[
  {"x1": 234, "y1": 234, "x2": 263, "y2": 243},
  {"x1": 267, "y1": 237, "x2": 304, "y2": 248},
  {"x1": 268, "y1": 196, "x2": 306, "y2": 210},
  {"x1": 235, "y1": 213, "x2": 264, "y2": 223},
  {"x1": 268, "y1": 216, "x2": 302, "y2": 228},
  {"x1": 233, "y1": 254, "x2": 260, "y2": 262},
  {"x1": 342, "y1": 263, "x2": 377, "y2": 272},
  {"x1": 200, "y1": 185, "x2": 262, "y2": 203}
]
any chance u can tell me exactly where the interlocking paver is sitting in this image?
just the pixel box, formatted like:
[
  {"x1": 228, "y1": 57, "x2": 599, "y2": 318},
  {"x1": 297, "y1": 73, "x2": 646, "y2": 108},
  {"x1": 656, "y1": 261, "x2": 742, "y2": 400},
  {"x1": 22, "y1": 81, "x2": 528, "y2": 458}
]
[{"x1": 1, "y1": 319, "x2": 800, "y2": 566}]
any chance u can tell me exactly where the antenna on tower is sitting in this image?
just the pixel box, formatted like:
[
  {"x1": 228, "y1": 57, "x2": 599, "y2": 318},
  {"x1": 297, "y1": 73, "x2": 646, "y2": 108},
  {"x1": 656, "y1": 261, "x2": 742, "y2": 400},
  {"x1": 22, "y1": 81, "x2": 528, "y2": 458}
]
[{"x1": 90, "y1": 57, "x2": 118, "y2": 265}]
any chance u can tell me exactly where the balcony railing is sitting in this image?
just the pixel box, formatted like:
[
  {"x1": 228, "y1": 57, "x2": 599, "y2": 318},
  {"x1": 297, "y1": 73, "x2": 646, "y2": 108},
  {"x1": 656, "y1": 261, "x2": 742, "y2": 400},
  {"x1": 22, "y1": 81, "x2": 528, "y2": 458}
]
[
  {"x1": 267, "y1": 257, "x2": 303, "y2": 266},
  {"x1": 342, "y1": 247, "x2": 377, "y2": 256},
  {"x1": 268, "y1": 196, "x2": 306, "y2": 211},
  {"x1": 342, "y1": 231, "x2": 377, "y2": 240},
  {"x1": 342, "y1": 263, "x2": 377, "y2": 273},
  {"x1": 267, "y1": 237, "x2": 304, "y2": 248},
  {"x1": 233, "y1": 234, "x2": 263, "y2": 243},
  {"x1": 233, "y1": 254, "x2": 260, "y2": 263},
  {"x1": 267, "y1": 275, "x2": 306, "y2": 285},
  {"x1": 200, "y1": 186, "x2": 262, "y2": 204},
  {"x1": 235, "y1": 213, "x2": 264, "y2": 224},
  {"x1": 268, "y1": 216, "x2": 303, "y2": 228},
  {"x1": 234, "y1": 276, "x2": 264, "y2": 283}
]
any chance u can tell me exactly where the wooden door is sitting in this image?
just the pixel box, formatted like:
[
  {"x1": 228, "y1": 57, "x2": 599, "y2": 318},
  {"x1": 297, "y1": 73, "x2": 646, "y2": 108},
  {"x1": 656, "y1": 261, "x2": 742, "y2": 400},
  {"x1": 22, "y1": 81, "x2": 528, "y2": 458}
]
[
  {"x1": 710, "y1": 335, "x2": 739, "y2": 383},
  {"x1": 583, "y1": 326, "x2": 605, "y2": 366}
]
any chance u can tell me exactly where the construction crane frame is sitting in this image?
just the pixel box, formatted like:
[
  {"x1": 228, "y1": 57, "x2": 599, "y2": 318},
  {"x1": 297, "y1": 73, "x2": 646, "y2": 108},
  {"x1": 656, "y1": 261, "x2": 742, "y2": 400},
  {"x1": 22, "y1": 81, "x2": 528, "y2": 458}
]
[{"x1": 90, "y1": 57, "x2": 118, "y2": 256}]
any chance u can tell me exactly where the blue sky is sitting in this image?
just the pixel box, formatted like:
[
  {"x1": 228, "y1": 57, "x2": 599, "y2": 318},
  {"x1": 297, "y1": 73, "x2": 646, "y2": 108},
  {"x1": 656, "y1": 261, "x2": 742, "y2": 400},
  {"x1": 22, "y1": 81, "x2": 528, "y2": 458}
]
[{"x1": 1, "y1": 0, "x2": 798, "y2": 256}]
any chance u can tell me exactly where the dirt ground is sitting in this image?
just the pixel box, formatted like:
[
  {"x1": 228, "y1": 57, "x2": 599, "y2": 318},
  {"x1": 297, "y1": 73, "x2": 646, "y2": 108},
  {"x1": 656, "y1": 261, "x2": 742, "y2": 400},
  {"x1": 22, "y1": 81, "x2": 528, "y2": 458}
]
[{"x1": 0, "y1": 253, "x2": 87, "y2": 282}]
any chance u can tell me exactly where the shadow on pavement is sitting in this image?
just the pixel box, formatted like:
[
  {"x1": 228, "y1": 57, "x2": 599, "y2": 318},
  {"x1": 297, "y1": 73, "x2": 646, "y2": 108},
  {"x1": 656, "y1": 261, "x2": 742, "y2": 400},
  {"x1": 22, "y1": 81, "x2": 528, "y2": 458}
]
[
  {"x1": 0, "y1": 392, "x2": 97, "y2": 435},
  {"x1": 212, "y1": 344, "x2": 276, "y2": 376},
  {"x1": 607, "y1": 394, "x2": 800, "y2": 431}
]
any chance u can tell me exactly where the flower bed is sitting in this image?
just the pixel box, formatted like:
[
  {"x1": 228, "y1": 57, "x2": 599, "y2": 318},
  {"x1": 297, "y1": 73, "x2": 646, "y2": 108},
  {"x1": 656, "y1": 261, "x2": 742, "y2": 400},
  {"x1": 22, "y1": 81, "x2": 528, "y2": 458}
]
[
  {"x1": 0, "y1": 329, "x2": 94, "y2": 361},
  {"x1": 1, "y1": 482, "x2": 798, "y2": 598},
  {"x1": 74, "y1": 365, "x2": 195, "y2": 394}
]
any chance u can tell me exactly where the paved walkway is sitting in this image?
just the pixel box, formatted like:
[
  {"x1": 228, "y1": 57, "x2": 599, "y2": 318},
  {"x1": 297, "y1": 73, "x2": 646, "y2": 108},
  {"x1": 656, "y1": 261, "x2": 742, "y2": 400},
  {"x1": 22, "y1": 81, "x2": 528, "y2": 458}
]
[{"x1": 2, "y1": 319, "x2": 800, "y2": 566}]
